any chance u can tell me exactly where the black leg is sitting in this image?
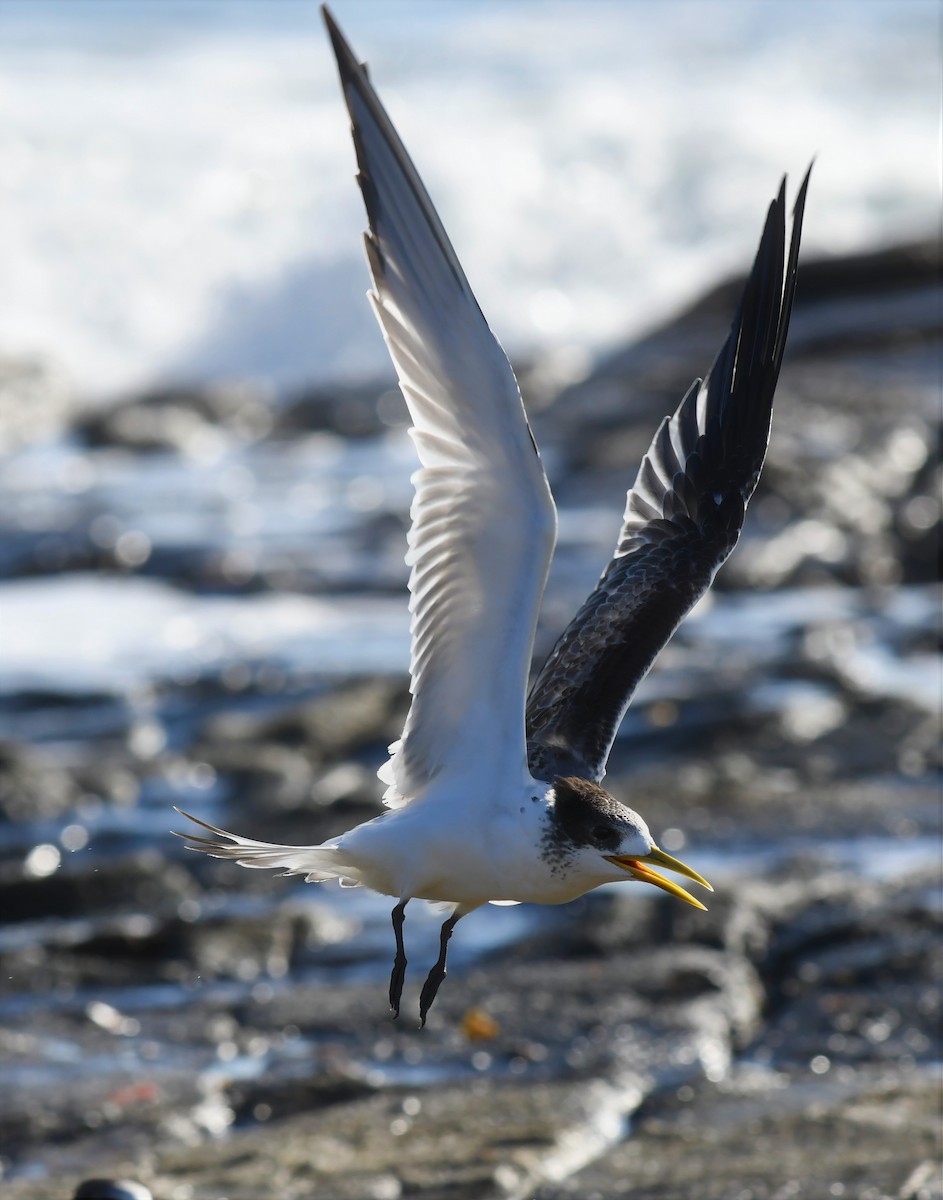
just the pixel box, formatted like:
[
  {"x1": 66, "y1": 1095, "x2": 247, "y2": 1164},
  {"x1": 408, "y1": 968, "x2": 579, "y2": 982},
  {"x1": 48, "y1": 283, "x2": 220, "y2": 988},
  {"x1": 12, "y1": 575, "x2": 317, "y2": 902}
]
[
  {"x1": 419, "y1": 912, "x2": 462, "y2": 1027},
  {"x1": 389, "y1": 900, "x2": 408, "y2": 1018}
]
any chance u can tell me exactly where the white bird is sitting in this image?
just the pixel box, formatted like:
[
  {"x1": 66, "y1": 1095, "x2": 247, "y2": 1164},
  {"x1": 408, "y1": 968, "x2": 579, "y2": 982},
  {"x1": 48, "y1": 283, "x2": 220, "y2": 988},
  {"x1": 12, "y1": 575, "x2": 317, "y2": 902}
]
[{"x1": 178, "y1": 7, "x2": 810, "y2": 1025}]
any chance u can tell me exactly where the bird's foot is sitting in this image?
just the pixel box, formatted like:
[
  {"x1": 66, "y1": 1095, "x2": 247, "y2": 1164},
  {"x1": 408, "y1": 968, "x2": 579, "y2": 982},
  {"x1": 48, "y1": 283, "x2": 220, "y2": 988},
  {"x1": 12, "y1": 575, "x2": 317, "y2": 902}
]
[
  {"x1": 389, "y1": 952, "x2": 407, "y2": 1018},
  {"x1": 418, "y1": 963, "x2": 446, "y2": 1027},
  {"x1": 389, "y1": 900, "x2": 408, "y2": 1018},
  {"x1": 418, "y1": 911, "x2": 461, "y2": 1027}
]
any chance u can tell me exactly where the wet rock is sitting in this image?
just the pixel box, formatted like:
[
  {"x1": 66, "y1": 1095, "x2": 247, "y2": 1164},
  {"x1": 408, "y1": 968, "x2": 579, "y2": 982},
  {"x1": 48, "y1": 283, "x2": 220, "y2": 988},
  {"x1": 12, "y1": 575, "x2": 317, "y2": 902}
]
[
  {"x1": 0, "y1": 736, "x2": 157, "y2": 830},
  {"x1": 3, "y1": 1077, "x2": 635, "y2": 1200},
  {"x1": 191, "y1": 677, "x2": 405, "y2": 825},
  {"x1": 199, "y1": 676, "x2": 406, "y2": 762},
  {"x1": 276, "y1": 378, "x2": 401, "y2": 438},
  {"x1": 752, "y1": 868, "x2": 941, "y2": 1070},
  {"x1": 0, "y1": 738, "x2": 85, "y2": 824},
  {"x1": 226, "y1": 1062, "x2": 374, "y2": 1126},
  {"x1": 3, "y1": 862, "x2": 940, "y2": 1199},
  {"x1": 0, "y1": 888, "x2": 354, "y2": 994},
  {"x1": 0, "y1": 849, "x2": 198, "y2": 923},
  {"x1": 532, "y1": 1066, "x2": 941, "y2": 1200},
  {"x1": 2, "y1": 237, "x2": 941, "y2": 1199},
  {"x1": 75, "y1": 381, "x2": 275, "y2": 453},
  {"x1": 72, "y1": 376, "x2": 404, "y2": 453},
  {"x1": 186, "y1": 738, "x2": 320, "y2": 811},
  {"x1": 73, "y1": 1181, "x2": 153, "y2": 1200},
  {"x1": 530, "y1": 869, "x2": 942, "y2": 1199}
]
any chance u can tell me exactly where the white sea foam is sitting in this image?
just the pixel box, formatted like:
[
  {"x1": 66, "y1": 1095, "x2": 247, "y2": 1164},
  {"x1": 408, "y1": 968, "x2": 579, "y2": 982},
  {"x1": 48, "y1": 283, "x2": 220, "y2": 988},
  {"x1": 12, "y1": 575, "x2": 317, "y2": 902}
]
[
  {"x1": 0, "y1": 573, "x2": 409, "y2": 695},
  {"x1": 0, "y1": 0, "x2": 935, "y2": 400}
]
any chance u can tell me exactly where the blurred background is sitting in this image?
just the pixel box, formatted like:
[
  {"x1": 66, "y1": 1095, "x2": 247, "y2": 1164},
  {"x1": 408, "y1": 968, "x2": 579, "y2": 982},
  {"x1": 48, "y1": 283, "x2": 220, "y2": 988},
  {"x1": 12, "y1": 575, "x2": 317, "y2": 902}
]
[
  {"x1": 0, "y1": 2, "x2": 939, "y2": 1198},
  {"x1": 0, "y1": 0, "x2": 935, "y2": 395}
]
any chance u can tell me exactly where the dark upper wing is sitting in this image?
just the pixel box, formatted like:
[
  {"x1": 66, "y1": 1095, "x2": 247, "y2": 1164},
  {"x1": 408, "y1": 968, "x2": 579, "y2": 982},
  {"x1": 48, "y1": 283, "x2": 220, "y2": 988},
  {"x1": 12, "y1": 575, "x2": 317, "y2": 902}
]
[{"x1": 526, "y1": 168, "x2": 811, "y2": 783}]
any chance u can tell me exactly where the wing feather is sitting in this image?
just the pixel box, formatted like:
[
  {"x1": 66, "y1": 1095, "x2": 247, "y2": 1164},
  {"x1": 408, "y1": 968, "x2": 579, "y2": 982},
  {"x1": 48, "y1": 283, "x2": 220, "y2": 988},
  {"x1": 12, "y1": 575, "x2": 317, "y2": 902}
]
[
  {"x1": 526, "y1": 168, "x2": 811, "y2": 783},
  {"x1": 324, "y1": 10, "x2": 557, "y2": 808}
]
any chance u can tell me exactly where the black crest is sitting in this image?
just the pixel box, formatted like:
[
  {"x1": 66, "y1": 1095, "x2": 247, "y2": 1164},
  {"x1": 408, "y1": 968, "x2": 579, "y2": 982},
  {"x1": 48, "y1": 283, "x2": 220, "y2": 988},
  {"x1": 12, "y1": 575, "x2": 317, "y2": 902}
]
[{"x1": 549, "y1": 776, "x2": 624, "y2": 853}]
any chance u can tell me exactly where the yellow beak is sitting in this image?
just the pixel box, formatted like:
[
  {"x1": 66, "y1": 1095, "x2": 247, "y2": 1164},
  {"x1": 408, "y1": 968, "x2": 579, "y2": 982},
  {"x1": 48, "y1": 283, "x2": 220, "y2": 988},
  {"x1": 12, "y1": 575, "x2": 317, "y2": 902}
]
[{"x1": 603, "y1": 844, "x2": 713, "y2": 911}]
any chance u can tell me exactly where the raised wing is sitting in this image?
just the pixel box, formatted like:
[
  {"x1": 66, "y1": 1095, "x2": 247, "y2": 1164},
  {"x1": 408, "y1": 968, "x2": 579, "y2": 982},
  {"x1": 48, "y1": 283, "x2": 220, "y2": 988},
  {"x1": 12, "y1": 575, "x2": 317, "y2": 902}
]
[
  {"x1": 527, "y1": 169, "x2": 811, "y2": 783},
  {"x1": 324, "y1": 10, "x2": 557, "y2": 808}
]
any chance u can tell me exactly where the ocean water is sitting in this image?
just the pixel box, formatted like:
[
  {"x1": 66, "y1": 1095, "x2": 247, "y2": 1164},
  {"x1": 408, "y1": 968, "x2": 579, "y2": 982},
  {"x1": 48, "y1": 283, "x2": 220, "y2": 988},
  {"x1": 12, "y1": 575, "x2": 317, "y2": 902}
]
[{"x1": 0, "y1": 0, "x2": 936, "y2": 399}]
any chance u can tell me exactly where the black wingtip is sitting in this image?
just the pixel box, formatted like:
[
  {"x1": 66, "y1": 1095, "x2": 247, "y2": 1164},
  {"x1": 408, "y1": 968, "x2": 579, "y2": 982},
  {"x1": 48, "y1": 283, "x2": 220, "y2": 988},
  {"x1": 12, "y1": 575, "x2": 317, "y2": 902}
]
[
  {"x1": 322, "y1": 5, "x2": 364, "y2": 90},
  {"x1": 321, "y1": 5, "x2": 341, "y2": 46},
  {"x1": 791, "y1": 161, "x2": 813, "y2": 246},
  {"x1": 792, "y1": 161, "x2": 813, "y2": 232},
  {"x1": 320, "y1": 2, "x2": 477, "y2": 306},
  {"x1": 771, "y1": 163, "x2": 812, "y2": 371}
]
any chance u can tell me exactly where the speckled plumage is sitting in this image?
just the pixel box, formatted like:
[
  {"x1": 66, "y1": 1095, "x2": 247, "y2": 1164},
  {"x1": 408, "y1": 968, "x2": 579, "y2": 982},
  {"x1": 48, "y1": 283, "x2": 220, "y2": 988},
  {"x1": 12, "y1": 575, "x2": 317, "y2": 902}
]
[{"x1": 539, "y1": 776, "x2": 649, "y2": 875}]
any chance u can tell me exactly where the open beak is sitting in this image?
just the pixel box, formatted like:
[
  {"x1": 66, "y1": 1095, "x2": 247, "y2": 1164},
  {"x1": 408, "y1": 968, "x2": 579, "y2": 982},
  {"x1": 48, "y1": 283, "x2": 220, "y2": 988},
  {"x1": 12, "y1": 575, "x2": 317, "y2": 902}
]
[{"x1": 604, "y1": 844, "x2": 713, "y2": 911}]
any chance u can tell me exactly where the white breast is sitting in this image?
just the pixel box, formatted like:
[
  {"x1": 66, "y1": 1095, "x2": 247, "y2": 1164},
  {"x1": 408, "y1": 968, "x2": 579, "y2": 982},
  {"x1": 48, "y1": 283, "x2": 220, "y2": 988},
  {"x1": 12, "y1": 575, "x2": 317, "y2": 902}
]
[{"x1": 336, "y1": 781, "x2": 617, "y2": 908}]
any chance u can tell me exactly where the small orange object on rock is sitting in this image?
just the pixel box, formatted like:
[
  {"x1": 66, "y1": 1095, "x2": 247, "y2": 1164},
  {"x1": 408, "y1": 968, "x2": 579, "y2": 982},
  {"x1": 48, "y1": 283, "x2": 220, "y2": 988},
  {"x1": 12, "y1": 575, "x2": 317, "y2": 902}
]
[{"x1": 461, "y1": 1008, "x2": 500, "y2": 1040}]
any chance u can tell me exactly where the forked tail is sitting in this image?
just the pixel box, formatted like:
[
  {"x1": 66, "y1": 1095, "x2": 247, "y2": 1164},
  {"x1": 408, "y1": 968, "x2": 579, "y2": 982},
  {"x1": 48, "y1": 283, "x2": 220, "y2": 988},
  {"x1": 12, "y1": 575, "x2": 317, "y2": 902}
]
[{"x1": 173, "y1": 808, "x2": 362, "y2": 886}]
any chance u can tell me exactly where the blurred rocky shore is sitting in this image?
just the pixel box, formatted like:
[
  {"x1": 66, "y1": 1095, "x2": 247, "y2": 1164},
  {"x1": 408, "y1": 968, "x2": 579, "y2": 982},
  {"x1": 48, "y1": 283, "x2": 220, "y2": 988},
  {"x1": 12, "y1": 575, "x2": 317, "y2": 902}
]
[{"x1": 0, "y1": 238, "x2": 939, "y2": 1199}]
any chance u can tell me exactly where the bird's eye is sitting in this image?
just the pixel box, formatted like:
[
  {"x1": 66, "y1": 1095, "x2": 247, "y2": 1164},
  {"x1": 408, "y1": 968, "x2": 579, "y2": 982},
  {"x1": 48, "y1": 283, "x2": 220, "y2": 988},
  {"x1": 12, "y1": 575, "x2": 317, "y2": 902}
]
[{"x1": 593, "y1": 825, "x2": 611, "y2": 841}]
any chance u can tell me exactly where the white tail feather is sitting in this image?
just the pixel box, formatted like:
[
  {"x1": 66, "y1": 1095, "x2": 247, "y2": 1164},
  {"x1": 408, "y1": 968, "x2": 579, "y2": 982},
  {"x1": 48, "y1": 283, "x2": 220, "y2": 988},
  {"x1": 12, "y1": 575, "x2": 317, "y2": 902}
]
[{"x1": 173, "y1": 809, "x2": 357, "y2": 885}]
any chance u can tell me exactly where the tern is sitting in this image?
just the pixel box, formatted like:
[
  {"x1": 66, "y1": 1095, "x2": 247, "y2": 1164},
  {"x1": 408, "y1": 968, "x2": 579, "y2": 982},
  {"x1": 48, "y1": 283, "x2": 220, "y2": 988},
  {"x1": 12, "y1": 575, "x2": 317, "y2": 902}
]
[{"x1": 178, "y1": 8, "x2": 810, "y2": 1025}]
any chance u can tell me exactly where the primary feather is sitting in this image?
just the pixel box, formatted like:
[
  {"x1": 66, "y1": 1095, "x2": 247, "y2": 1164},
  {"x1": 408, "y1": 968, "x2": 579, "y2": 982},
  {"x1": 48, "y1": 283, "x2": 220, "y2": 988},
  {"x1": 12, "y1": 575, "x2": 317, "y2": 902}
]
[
  {"x1": 526, "y1": 168, "x2": 811, "y2": 784},
  {"x1": 324, "y1": 10, "x2": 557, "y2": 812}
]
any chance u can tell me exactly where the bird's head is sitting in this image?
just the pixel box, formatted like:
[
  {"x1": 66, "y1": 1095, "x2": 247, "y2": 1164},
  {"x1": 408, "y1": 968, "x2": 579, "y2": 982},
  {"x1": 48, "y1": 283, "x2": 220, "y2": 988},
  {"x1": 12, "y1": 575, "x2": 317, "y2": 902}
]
[{"x1": 546, "y1": 776, "x2": 712, "y2": 909}]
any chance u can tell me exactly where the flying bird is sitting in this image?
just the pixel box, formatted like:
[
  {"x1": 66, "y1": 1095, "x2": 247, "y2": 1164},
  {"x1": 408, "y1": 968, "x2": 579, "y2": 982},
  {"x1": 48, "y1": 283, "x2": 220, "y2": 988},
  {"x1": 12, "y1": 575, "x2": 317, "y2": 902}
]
[{"x1": 178, "y1": 7, "x2": 810, "y2": 1025}]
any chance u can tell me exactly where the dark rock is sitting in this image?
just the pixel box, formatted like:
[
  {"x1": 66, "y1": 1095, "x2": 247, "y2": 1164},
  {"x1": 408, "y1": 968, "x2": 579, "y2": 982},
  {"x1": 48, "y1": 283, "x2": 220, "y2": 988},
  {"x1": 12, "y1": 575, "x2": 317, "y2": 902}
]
[
  {"x1": 0, "y1": 891, "x2": 354, "y2": 993},
  {"x1": 75, "y1": 381, "x2": 275, "y2": 452},
  {"x1": 753, "y1": 868, "x2": 942, "y2": 1069},
  {"x1": 191, "y1": 677, "x2": 405, "y2": 825},
  {"x1": 2, "y1": 238, "x2": 940, "y2": 1200},
  {"x1": 276, "y1": 378, "x2": 402, "y2": 438},
  {"x1": 3, "y1": 861, "x2": 940, "y2": 1199},
  {"x1": 0, "y1": 739, "x2": 85, "y2": 824},
  {"x1": 199, "y1": 676, "x2": 406, "y2": 760},
  {"x1": 532, "y1": 1066, "x2": 941, "y2": 1200},
  {"x1": 73, "y1": 1182, "x2": 153, "y2": 1200},
  {"x1": 0, "y1": 850, "x2": 198, "y2": 923}
]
